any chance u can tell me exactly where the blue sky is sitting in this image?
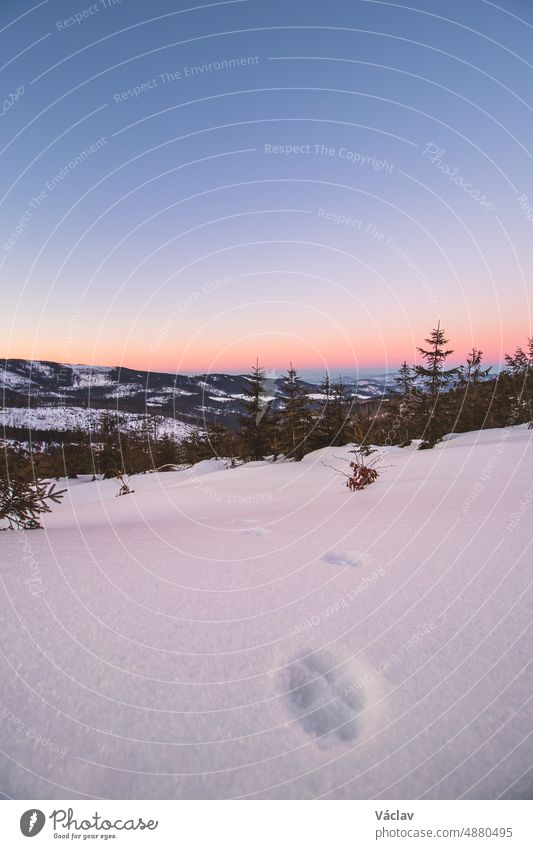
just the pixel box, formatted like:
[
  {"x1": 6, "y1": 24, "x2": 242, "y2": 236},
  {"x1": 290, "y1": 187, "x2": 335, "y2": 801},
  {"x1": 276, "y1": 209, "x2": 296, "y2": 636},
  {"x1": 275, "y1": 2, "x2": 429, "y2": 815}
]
[{"x1": 1, "y1": 0, "x2": 532, "y2": 375}]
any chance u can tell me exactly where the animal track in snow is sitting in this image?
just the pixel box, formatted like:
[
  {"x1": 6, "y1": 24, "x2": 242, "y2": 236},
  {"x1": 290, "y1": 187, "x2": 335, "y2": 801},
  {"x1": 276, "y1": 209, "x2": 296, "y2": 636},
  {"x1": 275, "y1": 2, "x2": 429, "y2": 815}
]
[
  {"x1": 285, "y1": 651, "x2": 365, "y2": 743},
  {"x1": 322, "y1": 550, "x2": 367, "y2": 568}
]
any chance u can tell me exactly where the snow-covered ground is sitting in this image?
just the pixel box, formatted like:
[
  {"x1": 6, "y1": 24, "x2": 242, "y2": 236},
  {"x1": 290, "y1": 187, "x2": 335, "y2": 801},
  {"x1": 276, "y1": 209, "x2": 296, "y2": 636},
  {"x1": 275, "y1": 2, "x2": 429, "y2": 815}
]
[
  {"x1": 67, "y1": 364, "x2": 118, "y2": 388},
  {"x1": 0, "y1": 406, "x2": 194, "y2": 440},
  {"x1": 0, "y1": 426, "x2": 532, "y2": 799},
  {"x1": 1, "y1": 370, "x2": 36, "y2": 391}
]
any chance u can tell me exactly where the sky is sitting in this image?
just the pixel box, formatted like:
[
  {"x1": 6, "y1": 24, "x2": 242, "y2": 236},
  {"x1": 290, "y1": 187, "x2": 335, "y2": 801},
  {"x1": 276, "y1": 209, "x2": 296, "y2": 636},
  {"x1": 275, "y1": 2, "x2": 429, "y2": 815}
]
[{"x1": 1, "y1": 0, "x2": 532, "y2": 376}]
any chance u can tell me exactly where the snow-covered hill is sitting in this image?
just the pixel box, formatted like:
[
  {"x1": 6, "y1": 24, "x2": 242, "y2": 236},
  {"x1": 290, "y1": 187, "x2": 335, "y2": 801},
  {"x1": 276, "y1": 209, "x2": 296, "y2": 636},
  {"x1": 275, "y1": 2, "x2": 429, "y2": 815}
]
[
  {"x1": 0, "y1": 405, "x2": 194, "y2": 441},
  {"x1": 0, "y1": 359, "x2": 258, "y2": 429},
  {"x1": 1, "y1": 426, "x2": 531, "y2": 799}
]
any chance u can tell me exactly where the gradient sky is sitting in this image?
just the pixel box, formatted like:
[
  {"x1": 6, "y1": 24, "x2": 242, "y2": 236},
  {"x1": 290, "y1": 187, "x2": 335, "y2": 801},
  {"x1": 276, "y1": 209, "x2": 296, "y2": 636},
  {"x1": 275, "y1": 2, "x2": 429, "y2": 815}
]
[{"x1": 1, "y1": 0, "x2": 532, "y2": 376}]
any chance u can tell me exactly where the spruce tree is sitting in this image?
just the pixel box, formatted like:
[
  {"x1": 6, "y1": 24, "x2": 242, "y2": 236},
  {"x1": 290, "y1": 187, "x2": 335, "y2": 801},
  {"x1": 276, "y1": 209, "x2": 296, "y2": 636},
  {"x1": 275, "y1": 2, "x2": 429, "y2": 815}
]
[
  {"x1": 178, "y1": 426, "x2": 210, "y2": 465},
  {"x1": 415, "y1": 322, "x2": 457, "y2": 446},
  {"x1": 277, "y1": 364, "x2": 311, "y2": 460},
  {"x1": 60, "y1": 427, "x2": 94, "y2": 477},
  {"x1": 394, "y1": 361, "x2": 419, "y2": 445},
  {"x1": 153, "y1": 434, "x2": 180, "y2": 469},
  {"x1": 237, "y1": 359, "x2": 274, "y2": 460},
  {"x1": 456, "y1": 348, "x2": 491, "y2": 432},
  {"x1": 120, "y1": 416, "x2": 156, "y2": 474},
  {"x1": 330, "y1": 377, "x2": 352, "y2": 445},
  {"x1": 463, "y1": 348, "x2": 489, "y2": 384},
  {"x1": 396, "y1": 360, "x2": 416, "y2": 395},
  {"x1": 98, "y1": 413, "x2": 124, "y2": 478},
  {"x1": 205, "y1": 421, "x2": 239, "y2": 460},
  {"x1": 1, "y1": 472, "x2": 65, "y2": 530},
  {"x1": 314, "y1": 374, "x2": 336, "y2": 448},
  {"x1": 505, "y1": 339, "x2": 533, "y2": 425}
]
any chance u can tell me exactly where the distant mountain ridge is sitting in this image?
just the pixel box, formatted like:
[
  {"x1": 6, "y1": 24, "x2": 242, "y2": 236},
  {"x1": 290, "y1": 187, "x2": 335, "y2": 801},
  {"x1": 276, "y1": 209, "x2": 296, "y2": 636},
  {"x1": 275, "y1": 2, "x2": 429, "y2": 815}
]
[{"x1": 1, "y1": 358, "x2": 391, "y2": 440}]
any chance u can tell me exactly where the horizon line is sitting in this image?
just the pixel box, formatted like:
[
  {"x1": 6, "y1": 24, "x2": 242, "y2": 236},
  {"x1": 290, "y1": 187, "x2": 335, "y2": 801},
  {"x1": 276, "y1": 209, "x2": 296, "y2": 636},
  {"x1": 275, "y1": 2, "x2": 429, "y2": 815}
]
[
  {"x1": 2, "y1": 355, "x2": 390, "y2": 377},
  {"x1": 1, "y1": 354, "x2": 506, "y2": 379}
]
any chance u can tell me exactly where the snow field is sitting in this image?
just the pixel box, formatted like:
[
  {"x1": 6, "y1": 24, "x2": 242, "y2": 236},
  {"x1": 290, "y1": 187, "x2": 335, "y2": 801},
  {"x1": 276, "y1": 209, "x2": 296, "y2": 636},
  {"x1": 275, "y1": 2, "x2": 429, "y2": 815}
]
[{"x1": 0, "y1": 426, "x2": 531, "y2": 799}]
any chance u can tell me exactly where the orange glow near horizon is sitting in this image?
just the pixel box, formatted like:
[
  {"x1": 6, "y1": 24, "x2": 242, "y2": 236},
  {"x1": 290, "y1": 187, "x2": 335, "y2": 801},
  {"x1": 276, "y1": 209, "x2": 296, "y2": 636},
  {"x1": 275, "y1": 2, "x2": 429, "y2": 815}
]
[
  {"x1": 4, "y1": 288, "x2": 527, "y2": 375},
  {"x1": 7, "y1": 330, "x2": 525, "y2": 375}
]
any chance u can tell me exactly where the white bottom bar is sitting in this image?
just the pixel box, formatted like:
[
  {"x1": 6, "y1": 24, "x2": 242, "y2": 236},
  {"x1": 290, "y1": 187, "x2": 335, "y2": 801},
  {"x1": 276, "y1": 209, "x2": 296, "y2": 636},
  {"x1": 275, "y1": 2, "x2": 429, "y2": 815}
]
[{"x1": 1, "y1": 800, "x2": 531, "y2": 848}]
